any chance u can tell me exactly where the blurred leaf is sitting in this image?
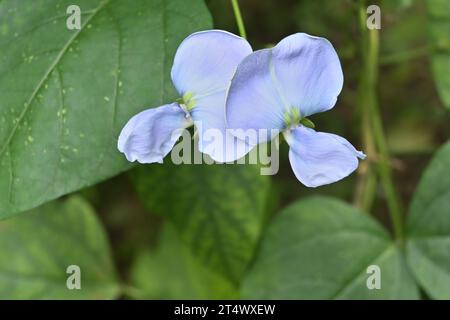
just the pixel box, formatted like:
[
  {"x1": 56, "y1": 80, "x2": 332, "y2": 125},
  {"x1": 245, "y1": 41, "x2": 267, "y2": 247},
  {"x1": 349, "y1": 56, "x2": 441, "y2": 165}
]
[
  {"x1": 387, "y1": 112, "x2": 437, "y2": 155},
  {"x1": 381, "y1": 1, "x2": 427, "y2": 57},
  {"x1": 0, "y1": 0, "x2": 212, "y2": 218},
  {"x1": 384, "y1": 0, "x2": 413, "y2": 10},
  {"x1": 407, "y1": 140, "x2": 450, "y2": 299},
  {"x1": 242, "y1": 197, "x2": 419, "y2": 299},
  {"x1": 426, "y1": 0, "x2": 450, "y2": 109},
  {"x1": 131, "y1": 162, "x2": 271, "y2": 284},
  {"x1": 130, "y1": 224, "x2": 238, "y2": 299},
  {"x1": 293, "y1": 0, "x2": 353, "y2": 40},
  {"x1": 0, "y1": 196, "x2": 119, "y2": 299}
]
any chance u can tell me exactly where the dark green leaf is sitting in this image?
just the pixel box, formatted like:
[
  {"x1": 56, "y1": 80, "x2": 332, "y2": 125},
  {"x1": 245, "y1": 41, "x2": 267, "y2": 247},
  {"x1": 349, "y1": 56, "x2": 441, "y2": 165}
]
[
  {"x1": 407, "y1": 140, "x2": 450, "y2": 299},
  {"x1": 0, "y1": 0, "x2": 212, "y2": 218},
  {"x1": 130, "y1": 224, "x2": 238, "y2": 299},
  {"x1": 131, "y1": 162, "x2": 271, "y2": 284},
  {"x1": 242, "y1": 197, "x2": 419, "y2": 299},
  {"x1": 0, "y1": 196, "x2": 119, "y2": 299}
]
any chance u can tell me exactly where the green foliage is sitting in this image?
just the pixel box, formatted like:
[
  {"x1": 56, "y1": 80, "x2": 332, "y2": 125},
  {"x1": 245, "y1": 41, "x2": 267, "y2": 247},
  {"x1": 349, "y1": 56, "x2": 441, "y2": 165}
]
[
  {"x1": 131, "y1": 162, "x2": 271, "y2": 284},
  {"x1": 1, "y1": 0, "x2": 450, "y2": 301},
  {"x1": 0, "y1": 0, "x2": 212, "y2": 219},
  {"x1": 407, "y1": 140, "x2": 450, "y2": 299},
  {"x1": 242, "y1": 140, "x2": 450, "y2": 300},
  {"x1": 427, "y1": 0, "x2": 450, "y2": 109},
  {"x1": 0, "y1": 197, "x2": 119, "y2": 299},
  {"x1": 130, "y1": 224, "x2": 238, "y2": 299},
  {"x1": 242, "y1": 197, "x2": 419, "y2": 299}
]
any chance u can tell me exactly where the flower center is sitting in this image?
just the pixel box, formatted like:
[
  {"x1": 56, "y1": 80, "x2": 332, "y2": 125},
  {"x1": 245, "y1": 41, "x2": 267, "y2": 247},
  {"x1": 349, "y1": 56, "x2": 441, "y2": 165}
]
[
  {"x1": 283, "y1": 108, "x2": 301, "y2": 128},
  {"x1": 177, "y1": 91, "x2": 196, "y2": 112},
  {"x1": 283, "y1": 107, "x2": 315, "y2": 130}
]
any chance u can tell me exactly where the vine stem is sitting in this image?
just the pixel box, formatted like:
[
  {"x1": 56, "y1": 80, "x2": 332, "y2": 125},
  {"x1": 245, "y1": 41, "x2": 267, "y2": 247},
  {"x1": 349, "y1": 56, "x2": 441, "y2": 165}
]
[
  {"x1": 231, "y1": 0, "x2": 247, "y2": 39},
  {"x1": 357, "y1": 0, "x2": 404, "y2": 240}
]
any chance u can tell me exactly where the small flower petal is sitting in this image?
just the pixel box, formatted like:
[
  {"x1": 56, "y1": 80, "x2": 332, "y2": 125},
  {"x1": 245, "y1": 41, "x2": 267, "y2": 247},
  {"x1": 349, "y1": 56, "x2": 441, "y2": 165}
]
[
  {"x1": 171, "y1": 29, "x2": 252, "y2": 97},
  {"x1": 118, "y1": 103, "x2": 191, "y2": 164},
  {"x1": 192, "y1": 91, "x2": 253, "y2": 162},
  {"x1": 286, "y1": 126, "x2": 365, "y2": 187},
  {"x1": 272, "y1": 33, "x2": 344, "y2": 117}
]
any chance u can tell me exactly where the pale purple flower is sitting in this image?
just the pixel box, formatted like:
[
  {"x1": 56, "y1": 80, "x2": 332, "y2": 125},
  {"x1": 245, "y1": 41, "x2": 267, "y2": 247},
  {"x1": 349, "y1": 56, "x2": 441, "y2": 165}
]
[
  {"x1": 226, "y1": 33, "x2": 366, "y2": 187},
  {"x1": 118, "y1": 30, "x2": 252, "y2": 163}
]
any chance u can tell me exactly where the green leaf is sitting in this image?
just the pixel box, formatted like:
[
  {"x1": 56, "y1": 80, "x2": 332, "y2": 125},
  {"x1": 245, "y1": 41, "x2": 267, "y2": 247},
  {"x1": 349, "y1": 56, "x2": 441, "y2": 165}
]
[
  {"x1": 0, "y1": 0, "x2": 212, "y2": 218},
  {"x1": 242, "y1": 197, "x2": 419, "y2": 299},
  {"x1": 406, "y1": 140, "x2": 450, "y2": 299},
  {"x1": 426, "y1": 0, "x2": 450, "y2": 109},
  {"x1": 131, "y1": 163, "x2": 271, "y2": 284},
  {"x1": 0, "y1": 196, "x2": 119, "y2": 299},
  {"x1": 130, "y1": 224, "x2": 238, "y2": 299}
]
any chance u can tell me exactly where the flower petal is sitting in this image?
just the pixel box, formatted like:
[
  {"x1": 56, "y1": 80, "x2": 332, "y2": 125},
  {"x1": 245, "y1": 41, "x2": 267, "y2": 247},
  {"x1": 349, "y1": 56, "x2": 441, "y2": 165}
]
[
  {"x1": 286, "y1": 126, "x2": 365, "y2": 187},
  {"x1": 226, "y1": 49, "x2": 286, "y2": 146},
  {"x1": 171, "y1": 29, "x2": 252, "y2": 97},
  {"x1": 192, "y1": 91, "x2": 252, "y2": 162},
  {"x1": 272, "y1": 33, "x2": 344, "y2": 117},
  {"x1": 118, "y1": 103, "x2": 191, "y2": 164}
]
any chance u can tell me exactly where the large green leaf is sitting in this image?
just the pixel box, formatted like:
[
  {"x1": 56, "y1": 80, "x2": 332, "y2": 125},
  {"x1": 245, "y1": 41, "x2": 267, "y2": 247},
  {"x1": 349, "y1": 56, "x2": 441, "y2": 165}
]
[
  {"x1": 0, "y1": 0, "x2": 211, "y2": 218},
  {"x1": 130, "y1": 224, "x2": 238, "y2": 299},
  {"x1": 242, "y1": 197, "x2": 419, "y2": 299},
  {"x1": 406, "y1": 140, "x2": 450, "y2": 299},
  {"x1": 131, "y1": 163, "x2": 271, "y2": 284},
  {"x1": 0, "y1": 196, "x2": 119, "y2": 299},
  {"x1": 426, "y1": 0, "x2": 450, "y2": 109}
]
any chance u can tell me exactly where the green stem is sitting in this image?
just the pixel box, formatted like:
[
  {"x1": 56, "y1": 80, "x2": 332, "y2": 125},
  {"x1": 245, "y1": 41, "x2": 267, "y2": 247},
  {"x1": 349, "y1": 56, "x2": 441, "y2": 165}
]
[
  {"x1": 353, "y1": 104, "x2": 377, "y2": 212},
  {"x1": 231, "y1": 0, "x2": 247, "y2": 39},
  {"x1": 358, "y1": 0, "x2": 404, "y2": 240},
  {"x1": 354, "y1": 3, "x2": 377, "y2": 212}
]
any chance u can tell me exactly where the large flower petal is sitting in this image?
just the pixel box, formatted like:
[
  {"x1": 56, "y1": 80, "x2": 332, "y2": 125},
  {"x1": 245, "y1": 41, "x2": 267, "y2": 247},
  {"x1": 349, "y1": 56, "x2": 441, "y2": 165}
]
[
  {"x1": 286, "y1": 126, "x2": 365, "y2": 187},
  {"x1": 226, "y1": 49, "x2": 286, "y2": 146},
  {"x1": 118, "y1": 103, "x2": 191, "y2": 164},
  {"x1": 171, "y1": 29, "x2": 252, "y2": 97},
  {"x1": 272, "y1": 33, "x2": 344, "y2": 117}
]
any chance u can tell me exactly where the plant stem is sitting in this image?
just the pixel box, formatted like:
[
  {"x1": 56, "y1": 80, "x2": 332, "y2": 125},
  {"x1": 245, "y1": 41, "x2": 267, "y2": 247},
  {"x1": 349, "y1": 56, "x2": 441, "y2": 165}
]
[
  {"x1": 354, "y1": 2, "x2": 377, "y2": 212},
  {"x1": 357, "y1": 0, "x2": 404, "y2": 240},
  {"x1": 231, "y1": 0, "x2": 247, "y2": 39}
]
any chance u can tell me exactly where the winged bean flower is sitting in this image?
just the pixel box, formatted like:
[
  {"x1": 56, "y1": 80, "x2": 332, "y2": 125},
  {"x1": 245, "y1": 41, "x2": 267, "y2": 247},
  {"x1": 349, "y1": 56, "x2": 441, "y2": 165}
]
[
  {"x1": 226, "y1": 33, "x2": 366, "y2": 187},
  {"x1": 118, "y1": 30, "x2": 252, "y2": 163}
]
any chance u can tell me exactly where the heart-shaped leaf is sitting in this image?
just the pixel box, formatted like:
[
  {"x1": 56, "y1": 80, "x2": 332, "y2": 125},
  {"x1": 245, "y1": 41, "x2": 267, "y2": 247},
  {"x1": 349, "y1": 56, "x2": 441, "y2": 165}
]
[
  {"x1": 0, "y1": 196, "x2": 119, "y2": 299},
  {"x1": 242, "y1": 197, "x2": 419, "y2": 299},
  {"x1": 131, "y1": 162, "x2": 271, "y2": 284},
  {"x1": 0, "y1": 0, "x2": 211, "y2": 218},
  {"x1": 130, "y1": 224, "x2": 238, "y2": 299},
  {"x1": 406, "y1": 140, "x2": 450, "y2": 299}
]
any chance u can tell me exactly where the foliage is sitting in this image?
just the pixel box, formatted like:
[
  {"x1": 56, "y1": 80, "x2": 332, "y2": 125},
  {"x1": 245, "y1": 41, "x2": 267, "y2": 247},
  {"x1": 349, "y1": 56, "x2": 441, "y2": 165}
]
[
  {"x1": 0, "y1": 0, "x2": 211, "y2": 218},
  {"x1": 1, "y1": 0, "x2": 450, "y2": 300}
]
